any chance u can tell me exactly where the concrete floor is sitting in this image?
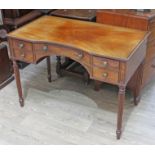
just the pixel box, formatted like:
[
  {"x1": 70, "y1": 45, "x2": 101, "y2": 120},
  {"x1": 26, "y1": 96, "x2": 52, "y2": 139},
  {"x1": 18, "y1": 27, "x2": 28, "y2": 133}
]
[{"x1": 0, "y1": 57, "x2": 155, "y2": 144}]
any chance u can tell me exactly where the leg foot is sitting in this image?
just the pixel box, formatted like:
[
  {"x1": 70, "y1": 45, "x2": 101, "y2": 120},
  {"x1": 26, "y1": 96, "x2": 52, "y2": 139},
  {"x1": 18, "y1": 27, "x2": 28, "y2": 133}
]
[
  {"x1": 19, "y1": 97, "x2": 24, "y2": 107},
  {"x1": 116, "y1": 84, "x2": 126, "y2": 140},
  {"x1": 134, "y1": 95, "x2": 141, "y2": 106},
  {"x1": 116, "y1": 130, "x2": 122, "y2": 140}
]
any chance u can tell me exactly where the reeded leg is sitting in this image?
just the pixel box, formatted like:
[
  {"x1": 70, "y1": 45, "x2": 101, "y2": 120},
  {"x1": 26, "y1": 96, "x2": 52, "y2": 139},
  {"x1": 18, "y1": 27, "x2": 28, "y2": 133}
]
[
  {"x1": 116, "y1": 85, "x2": 126, "y2": 139},
  {"x1": 13, "y1": 60, "x2": 24, "y2": 107},
  {"x1": 56, "y1": 56, "x2": 62, "y2": 77},
  {"x1": 46, "y1": 56, "x2": 52, "y2": 82}
]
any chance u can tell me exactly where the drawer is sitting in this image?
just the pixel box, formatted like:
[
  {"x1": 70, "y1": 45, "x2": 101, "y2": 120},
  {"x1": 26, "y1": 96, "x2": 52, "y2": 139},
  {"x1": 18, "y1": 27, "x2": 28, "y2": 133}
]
[
  {"x1": 12, "y1": 39, "x2": 33, "y2": 51},
  {"x1": 12, "y1": 40, "x2": 34, "y2": 62},
  {"x1": 34, "y1": 43, "x2": 91, "y2": 65},
  {"x1": 93, "y1": 66, "x2": 119, "y2": 84},
  {"x1": 93, "y1": 56, "x2": 119, "y2": 70}
]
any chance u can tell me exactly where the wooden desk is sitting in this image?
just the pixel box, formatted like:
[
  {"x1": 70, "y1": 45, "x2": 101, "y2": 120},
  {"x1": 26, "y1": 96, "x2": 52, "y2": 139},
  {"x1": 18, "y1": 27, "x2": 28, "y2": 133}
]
[{"x1": 8, "y1": 16, "x2": 149, "y2": 139}]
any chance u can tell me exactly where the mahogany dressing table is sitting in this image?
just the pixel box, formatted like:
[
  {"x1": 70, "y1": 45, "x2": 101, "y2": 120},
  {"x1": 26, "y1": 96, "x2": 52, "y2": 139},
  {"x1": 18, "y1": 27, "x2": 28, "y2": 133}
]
[{"x1": 7, "y1": 16, "x2": 149, "y2": 139}]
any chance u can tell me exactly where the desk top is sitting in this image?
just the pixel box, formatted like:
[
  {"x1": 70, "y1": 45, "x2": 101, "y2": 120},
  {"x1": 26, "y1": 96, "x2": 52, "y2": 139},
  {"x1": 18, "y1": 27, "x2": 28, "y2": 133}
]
[{"x1": 8, "y1": 16, "x2": 148, "y2": 60}]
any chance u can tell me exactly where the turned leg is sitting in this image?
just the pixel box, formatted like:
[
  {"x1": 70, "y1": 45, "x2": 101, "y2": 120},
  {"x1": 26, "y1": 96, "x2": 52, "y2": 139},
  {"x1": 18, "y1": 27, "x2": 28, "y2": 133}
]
[
  {"x1": 46, "y1": 56, "x2": 52, "y2": 82},
  {"x1": 56, "y1": 56, "x2": 62, "y2": 77},
  {"x1": 116, "y1": 85, "x2": 126, "y2": 139},
  {"x1": 94, "y1": 80, "x2": 102, "y2": 91},
  {"x1": 13, "y1": 60, "x2": 24, "y2": 107}
]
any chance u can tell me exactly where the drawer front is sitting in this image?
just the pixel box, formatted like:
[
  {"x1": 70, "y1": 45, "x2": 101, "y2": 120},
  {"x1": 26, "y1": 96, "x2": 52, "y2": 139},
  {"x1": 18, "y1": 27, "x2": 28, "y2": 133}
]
[
  {"x1": 12, "y1": 40, "x2": 33, "y2": 51},
  {"x1": 12, "y1": 40, "x2": 34, "y2": 62},
  {"x1": 34, "y1": 43, "x2": 91, "y2": 65},
  {"x1": 93, "y1": 66, "x2": 119, "y2": 84},
  {"x1": 93, "y1": 56, "x2": 119, "y2": 70}
]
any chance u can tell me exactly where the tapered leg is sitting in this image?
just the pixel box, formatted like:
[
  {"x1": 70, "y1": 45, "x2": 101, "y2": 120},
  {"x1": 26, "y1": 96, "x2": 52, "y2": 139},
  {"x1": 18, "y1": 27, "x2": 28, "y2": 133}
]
[
  {"x1": 46, "y1": 56, "x2": 52, "y2": 82},
  {"x1": 56, "y1": 56, "x2": 62, "y2": 77},
  {"x1": 13, "y1": 60, "x2": 24, "y2": 107},
  {"x1": 116, "y1": 85, "x2": 126, "y2": 139}
]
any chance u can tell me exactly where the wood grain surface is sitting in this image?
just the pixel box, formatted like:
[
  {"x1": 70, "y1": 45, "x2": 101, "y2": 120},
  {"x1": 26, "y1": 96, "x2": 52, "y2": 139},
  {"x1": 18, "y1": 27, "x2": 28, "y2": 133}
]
[{"x1": 8, "y1": 16, "x2": 147, "y2": 59}]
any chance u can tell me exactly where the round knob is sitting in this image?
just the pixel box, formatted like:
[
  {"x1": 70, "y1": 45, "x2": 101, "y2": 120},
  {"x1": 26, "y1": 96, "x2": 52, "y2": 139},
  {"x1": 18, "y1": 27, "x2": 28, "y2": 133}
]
[
  {"x1": 18, "y1": 43, "x2": 24, "y2": 49},
  {"x1": 103, "y1": 72, "x2": 108, "y2": 78},
  {"x1": 43, "y1": 45, "x2": 48, "y2": 51},
  {"x1": 77, "y1": 53, "x2": 83, "y2": 59},
  {"x1": 103, "y1": 61, "x2": 108, "y2": 67},
  {"x1": 20, "y1": 51, "x2": 25, "y2": 58}
]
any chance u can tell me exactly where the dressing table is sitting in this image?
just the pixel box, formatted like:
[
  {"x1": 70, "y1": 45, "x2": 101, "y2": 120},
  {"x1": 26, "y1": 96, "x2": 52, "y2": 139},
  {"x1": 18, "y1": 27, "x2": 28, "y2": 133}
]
[{"x1": 7, "y1": 16, "x2": 149, "y2": 139}]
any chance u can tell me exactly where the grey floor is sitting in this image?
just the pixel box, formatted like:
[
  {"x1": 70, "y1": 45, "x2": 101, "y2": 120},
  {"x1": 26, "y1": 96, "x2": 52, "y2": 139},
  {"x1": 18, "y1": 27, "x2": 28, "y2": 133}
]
[{"x1": 0, "y1": 57, "x2": 155, "y2": 144}]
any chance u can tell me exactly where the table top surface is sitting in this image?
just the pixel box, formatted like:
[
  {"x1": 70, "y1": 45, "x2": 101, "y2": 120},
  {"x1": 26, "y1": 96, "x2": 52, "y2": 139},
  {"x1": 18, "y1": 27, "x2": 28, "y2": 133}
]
[{"x1": 8, "y1": 16, "x2": 148, "y2": 60}]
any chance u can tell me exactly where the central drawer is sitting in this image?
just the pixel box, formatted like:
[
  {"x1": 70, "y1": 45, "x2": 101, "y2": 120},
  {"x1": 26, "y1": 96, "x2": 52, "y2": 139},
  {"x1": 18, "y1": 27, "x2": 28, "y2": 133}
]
[{"x1": 34, "y1": 43, "x2": 91, "y2": 65}]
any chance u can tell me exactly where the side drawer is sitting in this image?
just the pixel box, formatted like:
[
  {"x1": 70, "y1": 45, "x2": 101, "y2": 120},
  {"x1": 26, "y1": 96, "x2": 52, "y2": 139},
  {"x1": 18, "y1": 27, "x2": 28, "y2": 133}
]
[
  {"x1": 12, "y1": 39, "x2": 32, "y2": 51},
  {"x1": 92, "y1": 66, "x2": 119, "y2": 84},
  {"x1": 93, "y1": 56, "x2": 119, "y2": 70},
  {"x1": 12, "y1": 39, "x2": 34, "y2": 62}
]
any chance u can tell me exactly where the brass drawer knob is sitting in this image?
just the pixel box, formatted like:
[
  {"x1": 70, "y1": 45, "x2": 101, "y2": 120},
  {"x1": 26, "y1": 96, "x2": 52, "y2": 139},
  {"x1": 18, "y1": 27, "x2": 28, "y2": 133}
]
[
  {"x1": 77, "y1": 53, "x2": 83, "y2": 59},
  {"x1": 103, "y1": 72, "x2": 108, "y2": 78},
  {"x1": 103, "y1": 61, "x2": 108, "y2": 67},
  {"x1": 20, "y1": 51, "x2": 25, "y2": 58},
  {"x1": 43, "y1": 45, "x2": 48, "y2": 51},
  {"x1": 18, "y1": 43, "x2": 24, "y2": 49}
]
